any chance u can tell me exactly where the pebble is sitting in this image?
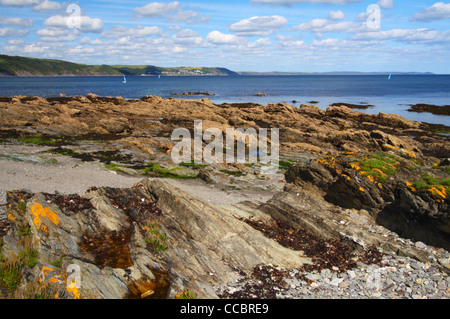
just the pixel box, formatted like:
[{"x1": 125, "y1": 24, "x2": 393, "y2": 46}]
[{"x1": 218, "y1": 231, "x2": 450, "y2": 299}]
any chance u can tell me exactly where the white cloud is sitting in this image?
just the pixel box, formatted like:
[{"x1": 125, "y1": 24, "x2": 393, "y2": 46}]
[
  {"x1": 250, "y1": 0, "x2": 362, "y2": 5},
  {"x1": 292, "y1": 18, "x2": 369, "y2": 33},
  {"x1": 171, "y1": 46, "x2": 187, "y2": 53},
  {"x1": 6, "y1": 42, "x2": 53, "y2": 55},
  {"x1": 134, "y1": 1, "x2": 180, "y2": 18},
  {"x1": 6, "y1": 39, "x2": 24, "y2": 45},
  {"x1": 171, "y1": 28, "x2": 205, "y2": 46},
  {"x1": 311, "y1": 38, "x2": 381, "y2": 49},
  {"x1": 44, "y1": 15, "x2": 103, "y2": 33},
  {"x1": 206, "y1": 31, "x2": 245, "y2": 45},
  {"x1": 36, "y1": 27, "x2": 77, "y2": 42},
  {"x1": 327, "y1": 10, "x2": 345, "y2": 20},
  {"x1": 411, "y1": 2, "x2": 450, "y2": 21},
  {"x1": 0, "y1": 0, "x2": 39, "y2": 6},
  {"x1": 0, "y1": 16, "x2": 34, "y2": 27},
  {"x1": 352, "y1": 28, "x2": 450, "y2": 44},
  {"x1": 230, "y1": 15, "x2": 288, "y2": 36},
  {"x1": 79, "y1": 37, "x2": 100, "y2": 45},
  {"x1": 247, "y1": 37, "x2": 272, "y2": 48},
  {"x1": 101, "y1": 25, "x2": 162, "y2": 38},
  {"x1": 167, "y1": 9, "x2": 210, "y2": 24},
  {"x1": 377, "y1": 0, "x2": 394, "y2": 9},
  {"x1": 134, "y1": 1, "x2": 209, "y2": 24},
  {"x1": 0, "y1": 27, "x2": 29, "y2": 37},
  {"x1": 33, "y1": 0, "x2": 64, "y2": 12}
]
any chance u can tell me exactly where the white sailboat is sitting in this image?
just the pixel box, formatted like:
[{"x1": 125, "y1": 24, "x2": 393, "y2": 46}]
[{"x1": 122, "y1": 75, "x2": 127, "y2": 83}]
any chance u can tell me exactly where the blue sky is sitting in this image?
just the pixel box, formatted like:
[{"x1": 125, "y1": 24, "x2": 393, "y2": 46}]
[{"x1": 0, "y1": 0, "x2": 449, "y2": 73}]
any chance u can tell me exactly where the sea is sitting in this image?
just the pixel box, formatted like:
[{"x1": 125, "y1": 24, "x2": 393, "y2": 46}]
[{"x1": 0, "y1": 74, "x2": 449, "y2": 126}]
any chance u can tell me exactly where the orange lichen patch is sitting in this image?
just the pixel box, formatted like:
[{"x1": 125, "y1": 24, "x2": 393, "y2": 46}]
[
  {"x1": 66, "y1": 280, "x2": 81, "y2": 299},
  {"x1": 405, "y1": 182, "x2": 416, "y2": 192},
  {"x1": 29, "y1": 202, "x2": 60, "y2": 231},
  {"x1": 382, "y1": 144, "x2": 399, "y2": 151},
  {"x1": 50, "y1": 276, "x2": 63, "y2": 284},
  {"x1": 41, "y1": 266, "x2": 54, "y2": 273},
  {"x1": 39, "y1": 266, "x2": 54, "y2": 283},
  {"x1": 341, "y1": 174, "x2": 351, "y2": 181},
  {"x1": 429, "y1": 186, "x2": 447, "y2": 199},
  {"x1": 399, "y1": 148, "x2": 417, "y2": 159},
  {"x1": 382, "y1": 144, "x2": 417, "y2": 159},
  {"x1": 316, "y1": 156, "x2": 338, "y2": 169},
  {"x1": 7, "y1": 213, "x2": 16, "y2": 221},
  {"x1": 372, "y1": 168, "x2": 387, "y2": 176},
  {"x1": 359, "y1": 186, "x2": 365, "y2": 192},
  {"x1": 349, "y1": 163, "x2": 361, "y2": 171}
]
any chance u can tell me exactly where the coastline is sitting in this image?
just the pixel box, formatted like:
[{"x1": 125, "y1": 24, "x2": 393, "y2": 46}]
[
  {"x1": 0, "y1": 94, "x2": 449, "y2": 299},
  {"x1": 2, "y1": 74, "x2": 450, "y2": 127}
]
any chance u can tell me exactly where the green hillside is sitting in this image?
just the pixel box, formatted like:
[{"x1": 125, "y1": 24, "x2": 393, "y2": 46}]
[
  {"x1": 0, "y1": 55, "x2": 123, "y2": 76},
  {"x1": 0, "y1": 54, "x2": 239, "y2": 77}
]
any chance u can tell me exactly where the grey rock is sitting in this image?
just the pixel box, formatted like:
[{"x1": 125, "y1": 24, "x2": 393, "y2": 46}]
[
  {"x1": 305, "y1": 273, "x2": 321, "y2": 281},
  {"x1": 415, "y1": 241, "x2": 427, "y2": 250}
]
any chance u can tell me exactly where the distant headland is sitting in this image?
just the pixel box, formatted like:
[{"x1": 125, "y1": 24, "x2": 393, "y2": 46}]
[{"x1": 0, "y1": 54, "x2": 436, "y2": 77}]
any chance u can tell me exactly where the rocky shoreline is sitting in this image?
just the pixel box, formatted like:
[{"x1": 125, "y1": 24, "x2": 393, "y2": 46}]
[
  {"x1": 407, "y1": 103, "x2": 450, "y2": 116},
  {"x1": 0, "y1": 94, "x2": 449, "y2": 299}
]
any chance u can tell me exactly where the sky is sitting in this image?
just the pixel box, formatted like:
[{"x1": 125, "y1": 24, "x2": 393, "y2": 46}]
[{"x1": 0, "y1": 0, "x2": 449, "y2": 73}]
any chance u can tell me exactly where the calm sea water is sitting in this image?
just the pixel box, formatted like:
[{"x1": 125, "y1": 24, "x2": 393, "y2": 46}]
[{"x1": 0, "y1": 75, "x2": 449, "y2": 126}]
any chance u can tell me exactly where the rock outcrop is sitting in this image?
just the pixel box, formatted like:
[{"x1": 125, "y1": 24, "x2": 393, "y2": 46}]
[
  {"x1": 1, "y1": 95, "x2": 449, "y2": 299},
  {"x1": 1, "y1": 180, "x2": 312, "y2": 299}
]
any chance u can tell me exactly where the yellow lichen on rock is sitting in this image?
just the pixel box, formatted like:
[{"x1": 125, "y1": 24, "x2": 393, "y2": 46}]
[
  {"x1": 66, "y1": 280, "x2": 81, "y2": 299},
  {"x1": 429, "y1": 186, "x2": 447, "y2": 199},
  {"x1": 405, "y1": 182, "x2": 416, "y2": 193},
  {"x1": 30, "y1": 202, "x2": 60, "y2": 231}
]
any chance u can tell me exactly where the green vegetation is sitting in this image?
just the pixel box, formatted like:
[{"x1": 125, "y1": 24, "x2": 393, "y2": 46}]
[
  {"x1": 104, "y1": 162, "x2": 131, "y2": 174},
  {"x1": 0, "y1": 54, "x2": 122, "y2": 76},
  {"x1": 19, "y1": 281, "x2": 61, "y2": 299},
  {"x1": 413, "y1": 174, "x2": 450, "y2": 190},
  {"x1": 18, "y1": 249, "x2": 39, "y2": 268},
  {"x1": 351, "y1": 152, "x2": 402, "y2": 184},
  {"x1": 18, "y1": 136, "x2": 61, "y2": 146},
  {"x1": 49, "y1": 258, "x2": 63, "y2": 269},
  {"x1": 0, "y1": 260, "x2": 22, "y2": 291},
  {"x1": 0, "y1": 54, "x2": 239, "y2": 78},
  {"x1": 17, "y1": 225, "x2": 31, "y2": 237},
  {"x1": 180, "y1": 161, "x2": 209, "y2": 169},
  {"x1": 143, "y1": 162, "x2": 197, "y2": 179},
  {"x1": 143, "y1": 220, "x2": 168, "y2": 254},
  {"x1": 279, "y1": 160, "x2": 295, "y2": 171},
  {"x1": 175, "y1": 289, "x2": 200, "y2": 299},
  {"x1": 220, "y1": 170, "x2": 244, "y2": 177}
]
